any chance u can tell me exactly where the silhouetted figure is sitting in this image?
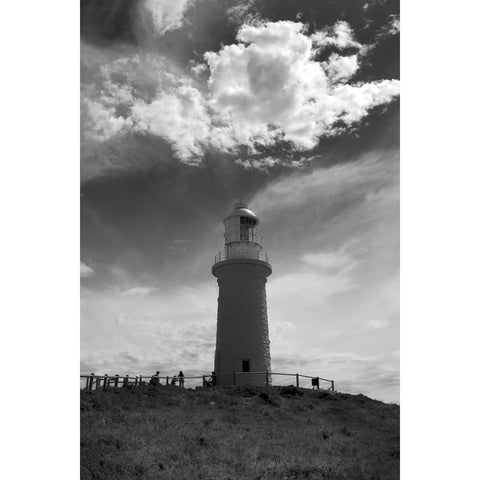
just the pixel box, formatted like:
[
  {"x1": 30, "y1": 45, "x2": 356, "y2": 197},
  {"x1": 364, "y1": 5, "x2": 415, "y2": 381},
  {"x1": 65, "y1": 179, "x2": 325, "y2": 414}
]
[
  {"x1": 208, "y1": 371, "x2": 217, "y2": 387},
  {"x1": 150, "y1": 371, "x2": 161, "y2": 386},
  {"x1": 312, "y1": 377, "x2": 320, "y2": 391},
  {"x1": 178, "y1": 371, "x2": 185, "y2": 388},
  {"x1": 171, "y1": 375, "x2": 177, "y2": 386}
]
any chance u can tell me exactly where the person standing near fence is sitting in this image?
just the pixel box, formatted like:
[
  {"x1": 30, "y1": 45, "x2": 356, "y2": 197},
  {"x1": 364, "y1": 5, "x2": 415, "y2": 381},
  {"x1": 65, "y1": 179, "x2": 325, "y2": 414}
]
[
  {"x1": 150, "y1": 371, "x2": 161, "y2": 386},
  {"x1": 178, "y1": 371, "x2": 185, "y2": 388}
]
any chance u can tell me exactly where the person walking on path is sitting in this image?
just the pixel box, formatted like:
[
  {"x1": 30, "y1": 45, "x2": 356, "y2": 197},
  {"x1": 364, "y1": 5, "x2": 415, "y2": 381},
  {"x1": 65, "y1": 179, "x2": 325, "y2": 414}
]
[{"x1": 178, "y1": 371, "x2": 185, "y2": 388}]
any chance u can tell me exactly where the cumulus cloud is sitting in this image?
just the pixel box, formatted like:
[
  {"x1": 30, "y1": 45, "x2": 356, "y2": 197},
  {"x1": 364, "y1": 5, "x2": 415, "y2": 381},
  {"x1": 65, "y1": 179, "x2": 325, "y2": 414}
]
[
  {"x1": 80, "y1": 262, "x2": 94, "y2": 278},
  {"x1": 388, "y1": 15, "x2": 400, "y2": 35},
  {"x1": 143, "y1": 0, "x2": 194, "y2": 37},
  {"x1": 312, "y1": 20, "x2": 363, "y2": 51},
  {"x1": 81, "y1": 98, "x2": 133, "y2": 142},
  {"x1": 204, "y1": 20, "x2": 399, "y2": 152},
  {"x1": 82, "y1": 20, "x2": 399, "y2": 164},
  {"x1": 322, "y1": 53, "x2": 359, "y2": 81},
  {"x1": 205, "y1": 20, "x2": 399, "y2": 154},
  {"x1": 131, "y1": 84, "x2": 212, "y2": 163}
]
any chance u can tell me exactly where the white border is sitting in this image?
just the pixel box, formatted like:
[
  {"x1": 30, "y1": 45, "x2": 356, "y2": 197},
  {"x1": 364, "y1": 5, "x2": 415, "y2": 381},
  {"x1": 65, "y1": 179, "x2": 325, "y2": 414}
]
[
  {"x1": 1, "y1": 1, "x2": 479, "y2": 478},
  {"x1": 1, "y1": 1, "x2": 79, "y2": 478}
]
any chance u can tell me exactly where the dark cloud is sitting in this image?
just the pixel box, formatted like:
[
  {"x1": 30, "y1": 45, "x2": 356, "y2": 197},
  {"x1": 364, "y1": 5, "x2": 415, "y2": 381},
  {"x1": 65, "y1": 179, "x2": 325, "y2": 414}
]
[{"x1": 81, "y1": 0, "x2": 140, "y2": 46}]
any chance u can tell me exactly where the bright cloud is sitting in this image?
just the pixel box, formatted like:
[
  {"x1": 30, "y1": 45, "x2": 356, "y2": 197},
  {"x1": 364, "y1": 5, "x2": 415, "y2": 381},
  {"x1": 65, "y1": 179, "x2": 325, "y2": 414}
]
[
  {"x1": 234, "y1": 155, "x2": 315, "y2": 171},
  {"x1": 366, "y1": 318, "x2": 390, "y2": 329},
  {"x1": 302, "y1": 249, "x2": 356, "y2": 273},
  {"x1": 120, "y1": 286, "x2": 157, "y2": 297},
  {"x1": 144, "y1": 0, "x2": 194, "y2": 37},
  {"x1": 81, "y1": 281, "x2": 218, "y2": 378},
  {"x1": 80, "y1": 262, "x2": 94, "y2": 278},
  {"x1": 312, "y1": 20, "x2": 363, "y2": 51},
  {"x1": 322, "y1": 53, "x2": 359, "y2": 81},
  {"x1": 131, "y1": 85, "x2": 212, "y2": 163},
  {"x1": 82, "y1": 20, "x2": 399, "y2": 164},
  {"x1": 204, "y1": 21, "x2": 399, "y2": 152},
  {"x1": 246, "y1": 150, "x2": 399, "y2": 401}
]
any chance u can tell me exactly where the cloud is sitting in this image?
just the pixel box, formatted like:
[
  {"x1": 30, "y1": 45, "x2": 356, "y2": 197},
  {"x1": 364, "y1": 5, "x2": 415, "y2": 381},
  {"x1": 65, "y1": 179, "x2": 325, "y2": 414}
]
[
  {"x1": 252, "y1": 149, "x2": 398, "y2": 215},
  {"x1": 312, "y1": 20, "x2": 363, "y2": 51},
  {"x1": 375, "y1": 14, "x2": 400, "y2": 39},
  {"x1": 120, "y1": 286, "x2": 157, "y2": 297},
  {"x1": 322, "y1": 53, "x2": 359, "y2": 82},
  {"x1": 81, "y1": 20, "x2": 399, "y2": 164},
  {"x1": 366, "y1": 318, "x2": 390, "y2": 329},
  {"x1": 269, "y1": 348, "x2": 399, "y2": 401},
  {"x1": 301, "y1": 244, "x2": 357, "y2": 273},
  {"x1": 204, "y1": 20, "x2": 398, "y2": 152},
  {"x1": 388, "y1": 15, "x2": 400, "y2": 35},
  {"x1": 245, "y1": 149, "x2": 398, "y2": 400},
  {"x1": 81, "y1": 97, "x2": 133, "y2": 142},
  {"x1": 226, "y1": 0, "x2": 258, "y2": 26},
  {"x1": 234, "y1": 155, "x2": 315, "y2": 171},
  {"x1": 80, "y1": 262, "x2": 94, "y2": 278},
  {"x1": 81, "y1": 280, "x2": 218, "y2": 379},
  {"x1": 143, "y1": 0, "x2": 194, "y2": 37},
  {"x1": 131, "y1": 84, "x2": 212, "y2": 163}
]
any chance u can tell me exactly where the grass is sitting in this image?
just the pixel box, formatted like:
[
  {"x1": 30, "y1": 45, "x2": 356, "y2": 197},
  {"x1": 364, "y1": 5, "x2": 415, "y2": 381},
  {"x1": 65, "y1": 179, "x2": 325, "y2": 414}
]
[{"x1": 80, "y1": 384, "x2": 399, "y2": 480}]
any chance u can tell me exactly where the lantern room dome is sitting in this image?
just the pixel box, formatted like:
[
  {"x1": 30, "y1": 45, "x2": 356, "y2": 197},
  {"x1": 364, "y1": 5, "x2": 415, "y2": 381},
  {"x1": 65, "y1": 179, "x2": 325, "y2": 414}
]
[{"x1": 223, "y1": 201, "x2": 259, "y2": 224}]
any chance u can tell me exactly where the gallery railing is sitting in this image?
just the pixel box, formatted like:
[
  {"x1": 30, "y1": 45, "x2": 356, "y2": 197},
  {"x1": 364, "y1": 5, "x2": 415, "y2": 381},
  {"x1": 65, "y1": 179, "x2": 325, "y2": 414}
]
[
  {"x1": 214, "y1": 250, "x2": 270, "y2": 264},
  {"x1": 80, "y1": 371, "x2": 334, "y2": 392}
]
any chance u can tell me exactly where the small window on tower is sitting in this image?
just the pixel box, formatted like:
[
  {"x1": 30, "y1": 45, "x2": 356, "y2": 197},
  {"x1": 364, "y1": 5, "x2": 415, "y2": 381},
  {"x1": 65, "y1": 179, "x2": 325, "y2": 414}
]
[
  {"x1": 242, "y1": 360, "x2": 250, "y2": 372},
  {"x1": 240, "y1": 217, "x2": 248, "y2": 240}
]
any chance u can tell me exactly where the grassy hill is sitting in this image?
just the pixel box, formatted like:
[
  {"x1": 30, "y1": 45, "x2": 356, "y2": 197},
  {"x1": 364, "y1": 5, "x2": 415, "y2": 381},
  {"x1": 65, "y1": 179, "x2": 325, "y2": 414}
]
[{"x1": 80, "y1": 384, "x2": 399, "y2": 480}]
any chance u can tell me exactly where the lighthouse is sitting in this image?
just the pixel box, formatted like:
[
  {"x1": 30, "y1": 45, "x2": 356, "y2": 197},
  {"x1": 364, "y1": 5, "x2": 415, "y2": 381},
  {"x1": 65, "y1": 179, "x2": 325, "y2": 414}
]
[{"x1": 212, "y1": 201, "x2": 272, "y2": 386}]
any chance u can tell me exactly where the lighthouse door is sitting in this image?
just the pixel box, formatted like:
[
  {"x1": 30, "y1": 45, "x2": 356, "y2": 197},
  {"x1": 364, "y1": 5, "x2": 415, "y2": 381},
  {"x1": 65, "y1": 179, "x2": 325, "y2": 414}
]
[{"x1": 242, "y1": 359, "x2": 250, "y2": 373}]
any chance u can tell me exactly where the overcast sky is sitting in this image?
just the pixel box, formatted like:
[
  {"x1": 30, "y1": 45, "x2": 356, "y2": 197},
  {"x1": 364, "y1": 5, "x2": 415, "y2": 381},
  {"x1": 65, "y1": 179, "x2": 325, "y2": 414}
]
[{"x1": 80, "y1": 0, "x2": 400, "y2": 402}]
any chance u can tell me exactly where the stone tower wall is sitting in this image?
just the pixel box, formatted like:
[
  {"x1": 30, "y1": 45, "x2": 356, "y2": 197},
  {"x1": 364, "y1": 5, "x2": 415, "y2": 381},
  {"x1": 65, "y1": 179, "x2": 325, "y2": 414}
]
[{"x1": 213, "y1": 259, "x2": 271, "y2": 386}]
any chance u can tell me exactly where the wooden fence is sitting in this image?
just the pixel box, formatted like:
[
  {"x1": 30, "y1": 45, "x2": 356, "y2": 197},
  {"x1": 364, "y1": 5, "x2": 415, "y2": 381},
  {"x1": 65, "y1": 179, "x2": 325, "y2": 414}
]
[{"x1": 80, "y1": 372, "x2": 334, "y2": 392}]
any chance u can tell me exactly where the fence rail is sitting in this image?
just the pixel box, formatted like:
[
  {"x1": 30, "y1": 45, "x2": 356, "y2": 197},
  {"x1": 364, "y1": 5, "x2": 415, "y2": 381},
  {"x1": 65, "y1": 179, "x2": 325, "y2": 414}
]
[{"x1": 80, "y1": 371, "x2": 334, "y2": 392}]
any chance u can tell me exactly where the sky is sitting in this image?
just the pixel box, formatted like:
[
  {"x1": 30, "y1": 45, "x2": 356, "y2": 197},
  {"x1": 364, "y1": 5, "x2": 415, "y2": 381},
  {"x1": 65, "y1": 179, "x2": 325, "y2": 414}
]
[{"x1": 80, "y1": 0, "x2": 400, "y2": 402}]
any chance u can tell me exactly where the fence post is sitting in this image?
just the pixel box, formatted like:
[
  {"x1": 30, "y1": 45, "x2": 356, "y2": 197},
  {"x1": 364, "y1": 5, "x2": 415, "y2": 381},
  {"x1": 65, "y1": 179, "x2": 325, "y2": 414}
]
[
  {"x1": 103, "y1": 374, "x2": 108, "y2": 389},
  {"x1": 135, "y1": 376, "x2": 138, "y2": 387},
  {"x1": 233, "y1": 372, "x2": 236, "y2": 386},
  {"x1": 296, "y1": 373, "x2": 299, "y2": 388},
  {"x1": 203, "y1": 375, "x2": 206, "y2": 387},
  {"x1": 265, "y1": 371, "x2": 269, "y2": 387},
  {"x1": 115, "y1": 374, "x2": 119, "y2": 387},
  {"x1": 89, "y1": 373, "x2": 94, "y2": 391},
  {"x1": 139, "y1": 375, "x2": 143, "y2": 386},
  {"x1": 124, "y1": 375, "x2": 129, "y2": 387},
  {"x1": 331, "y1": 380, "x2": 335, "y2": 392}
]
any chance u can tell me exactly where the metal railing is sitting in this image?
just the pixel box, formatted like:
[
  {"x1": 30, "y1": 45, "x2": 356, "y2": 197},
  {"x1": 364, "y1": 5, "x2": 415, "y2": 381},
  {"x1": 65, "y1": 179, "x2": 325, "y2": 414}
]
[
  {"x1": 80, "y1": 371, "x2": 334, "y2": 392},
  {"x1": 225, "y1": 229, "x2": 264, "y2": 245},
  {"x1": 214, "y1": 250, "x2": 270, "y2": 264}
]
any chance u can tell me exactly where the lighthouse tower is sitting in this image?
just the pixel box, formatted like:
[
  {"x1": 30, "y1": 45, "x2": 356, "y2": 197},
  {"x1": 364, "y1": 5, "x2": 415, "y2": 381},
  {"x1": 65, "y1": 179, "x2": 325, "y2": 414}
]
[{"x1": 212, "y1": 201, "x2": 272, "y2": 386}]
